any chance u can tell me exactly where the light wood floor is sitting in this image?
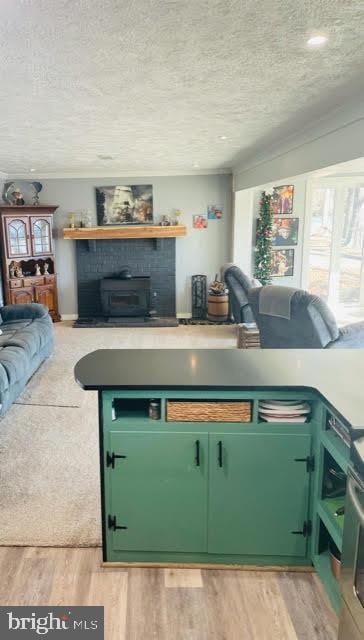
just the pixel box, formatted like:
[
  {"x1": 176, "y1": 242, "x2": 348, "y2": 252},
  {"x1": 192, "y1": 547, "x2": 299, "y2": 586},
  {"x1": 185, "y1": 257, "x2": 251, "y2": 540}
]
[{"x1": 0, "y1": 547, "x2": 338, "y2": 640}]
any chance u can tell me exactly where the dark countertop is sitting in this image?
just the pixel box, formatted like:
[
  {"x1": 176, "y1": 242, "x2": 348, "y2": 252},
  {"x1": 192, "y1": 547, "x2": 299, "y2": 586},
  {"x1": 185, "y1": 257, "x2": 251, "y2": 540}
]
[{"x1": 74, "y1": 349, "x2": 364, "y2": 436}]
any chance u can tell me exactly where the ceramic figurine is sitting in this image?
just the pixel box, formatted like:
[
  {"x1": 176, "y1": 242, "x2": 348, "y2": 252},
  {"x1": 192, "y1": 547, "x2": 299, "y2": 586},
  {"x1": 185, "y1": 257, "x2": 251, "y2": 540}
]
[
  {"x1": 174, "y1": 209, "x2": 182, "y2": 225},
  {"x1": 35, "y1": 263, "x2": 41, "y2": 276},
  {"x1": 81, "y1": 209, "x2": 92, "y2": 228},
  {"x1": 15, "y1": 265, "x2": 23, "y2": 277},
  {"x1": 43, "y1": 262, "x2": 49, "y2": 275},
  {"x1": 160, "y1": 215, "x2": 171, "y2": 226},
  {"x1": 9, "y1": 265, "x2": 15, "y2": 278},
  {"x1": 12, "y1": 189, "x2": 25, "y2": 206}
]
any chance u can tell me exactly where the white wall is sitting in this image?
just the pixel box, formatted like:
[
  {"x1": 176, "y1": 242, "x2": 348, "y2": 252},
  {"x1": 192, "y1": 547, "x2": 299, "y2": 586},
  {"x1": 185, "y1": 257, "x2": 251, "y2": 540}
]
[
  {"x1": 233, "y1": 175, "x2": 307, "y2": 287},
  {"x1": 36, "y1": 174, "x2": 232, "y2": 317}
]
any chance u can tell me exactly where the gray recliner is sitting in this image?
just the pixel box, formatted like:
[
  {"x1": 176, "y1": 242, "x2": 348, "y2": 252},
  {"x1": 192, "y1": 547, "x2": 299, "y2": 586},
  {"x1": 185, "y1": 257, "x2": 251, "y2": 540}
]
[
  {"x1": 248, "y1": 285, "x2": 364, "y2": 348},
  {"x1": 223, "y1": 265, "x2": 255, "y2": 324}
]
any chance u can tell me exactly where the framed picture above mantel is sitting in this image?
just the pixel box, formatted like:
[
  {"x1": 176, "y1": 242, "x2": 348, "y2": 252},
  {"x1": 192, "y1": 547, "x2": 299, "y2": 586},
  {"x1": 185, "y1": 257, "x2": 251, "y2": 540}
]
[{"x1": 96, "y1": 185, "x2": 153, "y2": 225}]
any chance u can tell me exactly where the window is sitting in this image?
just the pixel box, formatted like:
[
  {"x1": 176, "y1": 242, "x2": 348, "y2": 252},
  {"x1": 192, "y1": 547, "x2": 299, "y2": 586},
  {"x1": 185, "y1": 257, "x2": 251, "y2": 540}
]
[
  {"x1": 9, "y1": 219, "x2": 28, "y2": 255},
  {"x1": 303, "y1": 179, "x2": 364, "y2": 323}
]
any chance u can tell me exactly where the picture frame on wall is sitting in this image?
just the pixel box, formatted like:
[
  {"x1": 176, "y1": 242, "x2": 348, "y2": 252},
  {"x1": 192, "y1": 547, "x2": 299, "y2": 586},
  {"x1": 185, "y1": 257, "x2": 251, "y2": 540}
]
[
  {"x1": 193, "y1": 214, "x2": 208, "y2": 229},
  {"x1": 95, "y1": 185, "x2": 153, "y2": 225},
  {"x1": 270, "y1": 185, "x2": 294, "y2": 215},
  {"x1": 272, "y1": 217, "x2": 299, "y2": 246},
  {"x1": 271, "y1": 249, "x2": 295, "y2": 277},
  {"x1": 207, "y1": 204, "x2": 223, "y2": 219}
]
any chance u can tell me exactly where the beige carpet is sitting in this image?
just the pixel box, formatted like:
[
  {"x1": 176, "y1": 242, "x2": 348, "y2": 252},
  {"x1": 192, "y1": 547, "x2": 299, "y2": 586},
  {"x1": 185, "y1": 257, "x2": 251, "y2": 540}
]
[{"x1": 0, "y1": 322, "x2": 236, "y2": 546}]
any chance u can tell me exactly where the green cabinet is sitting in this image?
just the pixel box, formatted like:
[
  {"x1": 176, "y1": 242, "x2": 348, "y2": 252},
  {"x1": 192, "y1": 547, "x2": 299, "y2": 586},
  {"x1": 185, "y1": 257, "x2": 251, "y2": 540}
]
[
  {"x1": 208, "y1": 433, "x2": 311, "y2": 556},
  {"x1": 105, "y1": 428, "x2": 312, "y2": 560},
  {"x1": 106, "y1": 431, "x2": 208, "y2": 553}
]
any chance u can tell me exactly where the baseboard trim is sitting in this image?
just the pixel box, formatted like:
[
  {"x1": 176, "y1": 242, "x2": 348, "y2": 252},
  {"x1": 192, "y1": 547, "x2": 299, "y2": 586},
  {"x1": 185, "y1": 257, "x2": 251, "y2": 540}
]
[
  {"x1": 176, "y1": 312, "x2": 192, "y2": 319},
  {"x1": 101, "y1": 561, "x2": 314, "y2": 571}
]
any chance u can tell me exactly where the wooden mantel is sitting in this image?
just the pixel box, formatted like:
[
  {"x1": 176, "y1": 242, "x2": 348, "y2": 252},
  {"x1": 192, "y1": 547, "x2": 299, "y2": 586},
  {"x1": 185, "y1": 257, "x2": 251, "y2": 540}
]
[{"x1": 63, "y1": 224, "x2": 187, "y2": 240}]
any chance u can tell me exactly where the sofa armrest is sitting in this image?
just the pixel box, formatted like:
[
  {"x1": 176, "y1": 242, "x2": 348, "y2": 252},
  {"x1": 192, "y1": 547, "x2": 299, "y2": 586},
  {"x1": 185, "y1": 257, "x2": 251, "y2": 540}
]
[
  {"x1": 0, "y1": 303, "x2": 50, "y2": 323},
  {"x1": 327, "y1": 321, "x2": 364, "y2": 348}
]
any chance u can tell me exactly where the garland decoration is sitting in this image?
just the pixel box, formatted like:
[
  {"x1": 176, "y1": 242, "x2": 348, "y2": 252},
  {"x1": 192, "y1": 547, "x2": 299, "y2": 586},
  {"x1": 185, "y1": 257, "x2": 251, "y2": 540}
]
[{"x1": 254, "y1": 191, "x2": 273, "y2": 285}]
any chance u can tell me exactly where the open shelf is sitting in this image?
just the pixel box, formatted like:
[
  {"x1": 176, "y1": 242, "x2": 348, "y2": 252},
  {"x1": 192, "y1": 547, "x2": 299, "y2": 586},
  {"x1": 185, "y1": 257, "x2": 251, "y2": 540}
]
[
  {"x1": 257, "y1": 399, "x2": 312, "y2": 424},
  {"x1": 321, "y1": 430, "x2": 350, "y2": 474},
  {"x1": 313, "y1": 551, "x2": 341, "y2": 613},
  {"x1": 317, "y1": 497, "x2": 345, "y2": 551},
  {"x1": 111, "y1": 398, "x2": 161, "y2": 422}
]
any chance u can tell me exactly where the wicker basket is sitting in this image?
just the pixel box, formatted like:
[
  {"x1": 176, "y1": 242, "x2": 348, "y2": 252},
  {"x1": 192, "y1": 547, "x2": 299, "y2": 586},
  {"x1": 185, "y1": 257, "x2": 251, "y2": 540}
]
[{"x1": 166, "y1": 400, "x2": 251, "y2": 422}]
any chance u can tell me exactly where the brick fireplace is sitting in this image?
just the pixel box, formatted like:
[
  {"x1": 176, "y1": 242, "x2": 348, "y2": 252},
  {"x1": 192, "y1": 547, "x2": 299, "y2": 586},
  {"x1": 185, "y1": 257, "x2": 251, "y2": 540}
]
[{"x1": 75, "y1": 238, "x2": 176, "y2": 320}]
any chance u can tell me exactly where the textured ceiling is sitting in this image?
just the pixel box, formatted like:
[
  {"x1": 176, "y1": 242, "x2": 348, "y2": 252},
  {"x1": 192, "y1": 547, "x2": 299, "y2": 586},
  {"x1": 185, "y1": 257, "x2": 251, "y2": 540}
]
[{"x1": 0, "y1": 0, "x2": 363, "y2": 174}]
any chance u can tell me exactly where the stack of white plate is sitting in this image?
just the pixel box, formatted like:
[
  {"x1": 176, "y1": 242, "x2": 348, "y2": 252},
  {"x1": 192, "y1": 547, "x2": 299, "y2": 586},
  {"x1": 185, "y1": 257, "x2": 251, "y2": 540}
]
[{"x1": 258, "y1": 400, "x2": 311, "y2": 423}]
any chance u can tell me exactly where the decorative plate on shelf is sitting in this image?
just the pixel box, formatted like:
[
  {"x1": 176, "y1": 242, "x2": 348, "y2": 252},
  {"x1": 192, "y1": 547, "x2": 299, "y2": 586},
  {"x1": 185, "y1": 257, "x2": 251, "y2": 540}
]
[{"x1": 2, "y1": 181, "x2": 43, "y2": 205}]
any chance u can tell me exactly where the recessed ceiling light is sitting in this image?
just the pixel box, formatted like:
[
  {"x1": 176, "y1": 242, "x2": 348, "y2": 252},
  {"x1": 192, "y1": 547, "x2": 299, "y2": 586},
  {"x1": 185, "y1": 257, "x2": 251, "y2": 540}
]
[
  {"x1": 97, "y1": 155, "x2": 113, "y2": 160},
  {"x1": 307, "y1": 35, "x2": 328, "y2": 47},
  {"x1": 219, "y1": 135, "x2": 227, "y2": 140},
  {"x1": 193, "y1": 163, "x2": 200, "y2": 168},
  {"x1": 30, "y1": 168, "x2": 36, "y2": 172}
]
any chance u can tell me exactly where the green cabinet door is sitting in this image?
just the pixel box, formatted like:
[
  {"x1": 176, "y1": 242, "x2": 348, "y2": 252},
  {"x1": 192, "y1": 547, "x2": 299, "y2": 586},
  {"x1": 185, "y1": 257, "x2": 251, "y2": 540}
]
[
  {"x1": 106, "y1": 431, "x2": 208, "y2": 553},
  {"x1": 208, "y1": 433, "x2": 311, "y2": 557}
]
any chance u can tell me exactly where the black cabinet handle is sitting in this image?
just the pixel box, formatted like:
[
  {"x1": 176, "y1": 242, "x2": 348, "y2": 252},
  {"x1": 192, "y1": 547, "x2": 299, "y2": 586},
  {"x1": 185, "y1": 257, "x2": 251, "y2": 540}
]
[
  {"x1": 218, "y1": 441, "x2": 223, "y2": 468},
  {"x1": 195, "y1": 440, "x2": 200, "y2": 466}
]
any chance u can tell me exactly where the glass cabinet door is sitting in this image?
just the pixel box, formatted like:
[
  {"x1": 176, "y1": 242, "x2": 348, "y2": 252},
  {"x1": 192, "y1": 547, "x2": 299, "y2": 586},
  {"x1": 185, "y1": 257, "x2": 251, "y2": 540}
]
[
  {"x1": 6, "y1": 217, "x2": 31, "y2": 257},
  {"x1": 30, "y1": 216, "x2": 53, "y2": 255}
]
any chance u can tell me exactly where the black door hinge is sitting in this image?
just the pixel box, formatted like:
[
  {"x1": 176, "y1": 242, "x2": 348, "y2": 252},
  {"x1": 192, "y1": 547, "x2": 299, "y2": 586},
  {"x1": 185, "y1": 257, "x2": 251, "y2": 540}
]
[
  {"x1": 106, "y1": 451, "x2": 127, "y2": 468},
  {"x1": 294, "y1": 456, "x2": 315, "y2": 472},
  {"x1": 291, "y1": 520, "x2": 312, "y2": 537},
  {"x1": 108, "y1": 515, "x2": 128, "y2": 531}
]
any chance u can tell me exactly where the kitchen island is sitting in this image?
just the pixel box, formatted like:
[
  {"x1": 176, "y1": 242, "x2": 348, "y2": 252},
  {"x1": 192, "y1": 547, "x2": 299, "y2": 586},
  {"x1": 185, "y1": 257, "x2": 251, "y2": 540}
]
[{"x1": 75, "y1": 348, "x2": 363, "y2": 611}]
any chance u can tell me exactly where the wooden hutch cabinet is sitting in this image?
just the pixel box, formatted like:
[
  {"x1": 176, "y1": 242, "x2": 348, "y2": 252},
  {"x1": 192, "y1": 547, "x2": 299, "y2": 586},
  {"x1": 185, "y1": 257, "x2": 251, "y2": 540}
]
[{"x1": 0, "y1": 206, "x2": 60, "y2": 321}]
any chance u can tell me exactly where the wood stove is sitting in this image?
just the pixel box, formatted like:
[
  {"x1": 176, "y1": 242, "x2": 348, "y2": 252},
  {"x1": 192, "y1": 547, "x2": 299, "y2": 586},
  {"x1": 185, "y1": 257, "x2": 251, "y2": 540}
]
[{"x1": 100, "y1": 276, "x2": 151, "y2": 317}]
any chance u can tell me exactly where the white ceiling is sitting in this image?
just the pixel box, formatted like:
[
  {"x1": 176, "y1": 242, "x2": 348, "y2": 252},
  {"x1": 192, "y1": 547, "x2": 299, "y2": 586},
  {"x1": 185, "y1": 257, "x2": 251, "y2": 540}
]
[{"x1": 1, "y1": 0, "x2": 363, "y2": 175}]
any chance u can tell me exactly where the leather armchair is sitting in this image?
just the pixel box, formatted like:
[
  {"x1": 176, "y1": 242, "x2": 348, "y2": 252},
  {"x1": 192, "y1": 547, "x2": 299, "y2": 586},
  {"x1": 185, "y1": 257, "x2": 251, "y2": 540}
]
[
  {"x1": 224, "y1": 265, "x2": 256, "y2": 324},
  {"x1": 248, "y1": 286, "x2": 364, "y2": 348}
]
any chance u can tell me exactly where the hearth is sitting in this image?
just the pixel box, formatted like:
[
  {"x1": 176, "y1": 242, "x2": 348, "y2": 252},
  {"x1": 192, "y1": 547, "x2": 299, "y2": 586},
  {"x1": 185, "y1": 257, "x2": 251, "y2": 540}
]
[{"x1": 100, "y1": 276, "x2": 151, "y2": 317}]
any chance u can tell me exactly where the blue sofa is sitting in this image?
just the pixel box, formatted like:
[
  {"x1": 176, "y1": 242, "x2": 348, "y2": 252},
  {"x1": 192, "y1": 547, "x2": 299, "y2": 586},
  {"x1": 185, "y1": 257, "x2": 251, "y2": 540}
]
[{"x1": 0, "y1": 303, "x2": 54, "y2": 415}]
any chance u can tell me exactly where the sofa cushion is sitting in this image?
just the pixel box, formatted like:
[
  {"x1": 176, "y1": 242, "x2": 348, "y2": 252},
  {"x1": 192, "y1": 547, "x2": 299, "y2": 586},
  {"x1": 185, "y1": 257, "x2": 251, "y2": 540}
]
[
  {"x1": 0, "y1": 345, "x2": 30, "y2": 387},
  {"x1": 0, "y1": 362, "x2": 9, "y2": 391},
  {"x1": 1, "y1": 320, "x2": 33, "y2": 331},
  {"x1": 0, "y1": 314, "x2": 53, "y2": 381},
  {"x1": 1, "y1": 329, "x2": 40, "y2": 357}
]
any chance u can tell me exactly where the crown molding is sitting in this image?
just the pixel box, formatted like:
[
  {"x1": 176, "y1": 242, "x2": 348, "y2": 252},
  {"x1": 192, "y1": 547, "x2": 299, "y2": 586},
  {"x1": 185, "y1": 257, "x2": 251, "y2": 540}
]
[{"x1": 6, "y1": 168, "x2": 232, "y2": 180}]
